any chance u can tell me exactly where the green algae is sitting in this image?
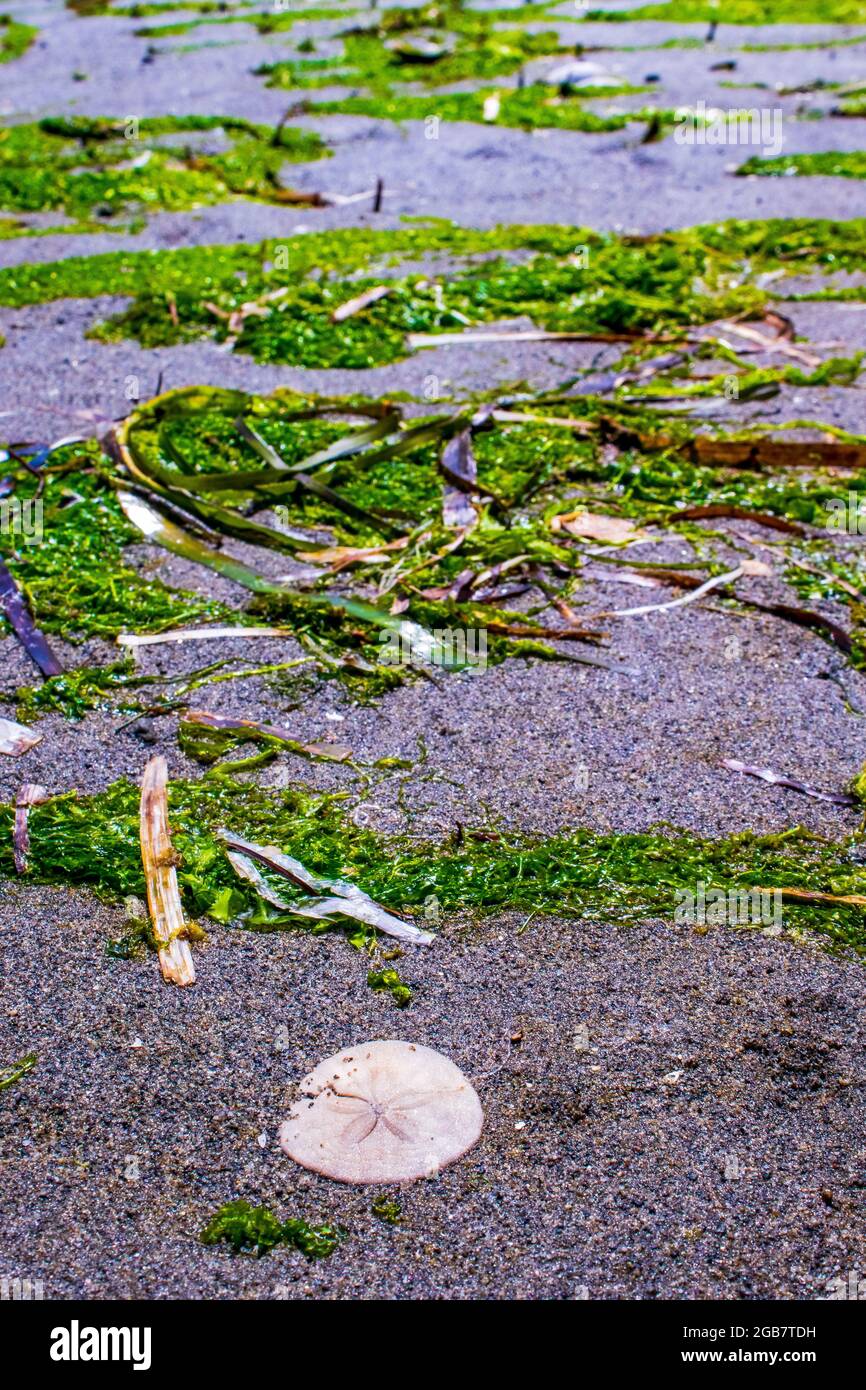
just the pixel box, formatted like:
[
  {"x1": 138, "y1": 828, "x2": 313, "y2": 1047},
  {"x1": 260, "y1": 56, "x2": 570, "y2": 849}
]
[
  {"x1": 5, "y1": 371, "x2": 864, "y2": 702},
  {"x1": 624, "y1": 354, "x2": 865, "y2": 398},
  {"x1": 367, "y1": 966, "x2": 412, "y2": 1007},
  {"x1": 0, "y1": 116, "x2": 327, "y2": 237},
  {"x1": 200, "y1": 1199, "x2": 340, "y2": 1258},
  {"x1": 260, "y1": 22, "x2": 568, "y2": 97},
  {"x1": 16, "y1": 661, "x2": 148, "y2": 722},
  {"x1": 135, "y1": 3, "x2": 356, "y2": 38},
  {"x1": 3, "y1": 216, "x2": 852, "y2": 368},
  {"x1": 371, "y1": 1194, "x2": 403, "y2": 1224},
  {"x1": 4, "y1": 772, "x2": 866, "y2": 955},
  {"x1": 0, "y1": 1052, "x2": 37, "y2": 1092},
  {"x1": 0, "y1": 14, "x2": 37, "y2": 62},
  {"x1": 588, "y1": 1, "x2": 866, "y2": 21},
  {"x1": 740, "y1": 151, "x2": 866, "y2": 180},
  {"x1": 305, "y1": 84, "x2": 654, "y2": 132},
  {"x1": 0, "y1": 450, "x2": 230, "y2": 642},
  {"x1": 96, "y1": 379, "x2": 866, "y2": 682}
]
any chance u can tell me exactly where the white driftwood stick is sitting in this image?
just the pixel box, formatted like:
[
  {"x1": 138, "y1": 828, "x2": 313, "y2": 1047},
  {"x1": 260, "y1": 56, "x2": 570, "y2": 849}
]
[
  {"x1": 139, "y1": 755, "x2": 196, "y2": 987},
  {"x1": 118, "y1": 625, "x2": 293, "y2": 648}
]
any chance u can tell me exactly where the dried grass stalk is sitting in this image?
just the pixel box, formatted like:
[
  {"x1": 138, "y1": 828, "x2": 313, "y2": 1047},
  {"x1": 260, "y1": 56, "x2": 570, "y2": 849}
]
[
  {"x1": 139, "y1": 755, "x2": 196, "y2": 987},
  {"x1": 13, "y1": 783, "x2": 48, "y2": 874}
]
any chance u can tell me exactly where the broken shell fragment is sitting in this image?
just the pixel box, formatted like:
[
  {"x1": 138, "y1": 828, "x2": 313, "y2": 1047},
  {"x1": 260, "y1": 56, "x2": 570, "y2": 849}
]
[
  {"x1": 0, "y1": 717, "x2": 42, "y2": 757},
  {"x1": 279, "y1": 1040, "x2": 483, "y2": 1184}
]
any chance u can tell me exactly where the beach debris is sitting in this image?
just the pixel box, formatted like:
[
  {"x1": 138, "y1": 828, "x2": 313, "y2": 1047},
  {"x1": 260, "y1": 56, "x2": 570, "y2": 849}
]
[
  {"x1": 117, "y1": 490, "x2": 286, "y2": 596},
  {"x1": 0, "y1": 1052, "x2": 36, "y2": 1093},
  {"x1": 613, "y1": 565, "x2": 854, "y2": 655},
  {"x1": 687, "y1": 437, "x2": 866, "y2": 470},
  {"x1": 482, "y1": 92, "x2": 501, "y2": 122},
  {"x1": 0, "y1": 717, "x2": 42, "y2": 757},
  {"x1": 407, "y1": 328, "x2": 683, "y2": 349},
  {"x1": 118, "y1": 626, "x2": 295, "y2": 648},
  {"x1": 440, "y1": 427, "x2": 477, "y2": 493},
  {"x1": 237, "y1": 419, "x2": 401, "y2": 534},
  {"x1": 722, "y1": 759, "x2": 855, "y2": 806},
  {"x1": 0, "y1": 559, "x2": 63, "y2": 678},
  {"x1": 279, "y1": 1040, "x2": 483, "y2": 1183},
  {"x1": 385, "y1": 32, "x2": 455, "y2": 63},
  {"x1": 442, "y1": 488, "x2": 477, "y2": 530},
  {"x1": 590, "y1": 569, "x2": 662, "y2": 590},
  {"x1": 296, "y1": 537, "x2": 409, "y2": 572},
  {"x1": 669, "y1": 504, "x2": 807, "y2": 536},
  {"x1": 543, "y1": 59, "x2": 621, "y2": 89},
  {"x1": 605, "y1": 566, "x2": 743, "y2": 617},
  {"x1": 331, "y1": 285, "x2": 391, "y2": 323},
  {"x1": 182, "y1": 709, "x2": 351, "y2": 763},
  {"x1": 767, "y1": 886, "x2": 866, "y2": 910},
  {"x1": 13, "y1": 783, "x2": 49, "y2": 873},
  {"x1": 139, "y1": 755, "x2": 196, "y2": 987},
  {"x1": 714, "y1": 319, "x2": 821, "y2": 368},
  {"x1": 218, "y1": 832, "x2": 435, "y2": 945},
  {"x1": 551, "y1": 510, "x2": 644, "y2": 544},
  {"x1": 117, "y1": 489, "x2": 446, "y2": 657},
  {"x1": 440, "y1": 426, "x2": 481, "y2": 529},
  {"x1": 746, "y1": 600, "x2": 854, "y2": 655}
]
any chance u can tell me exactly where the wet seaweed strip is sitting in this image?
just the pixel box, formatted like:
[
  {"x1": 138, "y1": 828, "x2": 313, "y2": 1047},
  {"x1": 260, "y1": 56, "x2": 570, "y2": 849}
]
[
  {"x1": 0, "y1": 115, "x2": 329, "y2": 237},
  {"x1": 2, "y1": 218, "x2": 864, "y2": 368},
  {"x1": 4, "y1": 774, "x2": 866, "y2": 954}
]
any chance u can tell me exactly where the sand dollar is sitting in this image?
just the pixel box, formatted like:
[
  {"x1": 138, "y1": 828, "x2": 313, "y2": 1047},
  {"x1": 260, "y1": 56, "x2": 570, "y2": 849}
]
[{"x1": 279, "y1": 1040, "x2": 483, "y2": 1184}]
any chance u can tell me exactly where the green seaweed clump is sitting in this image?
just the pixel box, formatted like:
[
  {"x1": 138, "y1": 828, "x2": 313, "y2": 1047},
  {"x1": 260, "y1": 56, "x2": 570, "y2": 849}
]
[
  {"x1": 2, "y1": 218, "x2": 863, "y2": 367},
  {"x1": 0, "y1": 14, "x2": 37, "y2": 62},
  {"x1": 200, "y1": 1199, "x2": 340, "y2": 1258},
  {"x1": 307, "y1": 84, "x2": 654, "y2": 135},
  {"x1": 6, "y1": 772, "x2": 866, "y2": 956},
  {"x1": 367, "y1": 966, "x2": 412, "y2": 1007},
  {"x1": 0, "y1": 115, "x2": 328, "y2": 236},
  {"x1": 371, "y1": 1195, "x2": 403, "y2": 1225},
  {"x1": 16, "y1": 662, "x2": 149, "y2": 722},
  {"x1": 739, "y1": 152, "x2": 866, "y2": 181},
  {"x1": 261, "y1": 22, "x2": 568, "y2": 97},
  {"x1": 0, "y1": 453, "x2": 230, "y2": 641}
]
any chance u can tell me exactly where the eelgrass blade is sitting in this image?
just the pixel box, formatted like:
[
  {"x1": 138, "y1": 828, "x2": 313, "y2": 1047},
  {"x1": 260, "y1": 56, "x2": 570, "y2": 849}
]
[
  {"x1": 0, "y1": 560, "x2": 63, "y2": 677},
  {"x1": 118, "y1": 490, "x2": 455, "y2": 663},
  {"x1": 236, "y1": 420, "x2": 400, "y2": 534},
  {"x1": 117, "y1": 490, "x2": 288, "y2": 595},
  {"x1": 218, "y1": 830, "x2": 435, "y2": 945}
]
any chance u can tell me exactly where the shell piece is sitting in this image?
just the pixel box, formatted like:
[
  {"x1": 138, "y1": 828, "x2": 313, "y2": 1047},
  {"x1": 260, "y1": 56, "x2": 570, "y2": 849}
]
[
  {"x1": 279, "y1": 1040, "x2": 483, "y2": 1184},
  {"x1": 0, "y1": 717, "x2": 42, "y2": 757}
]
